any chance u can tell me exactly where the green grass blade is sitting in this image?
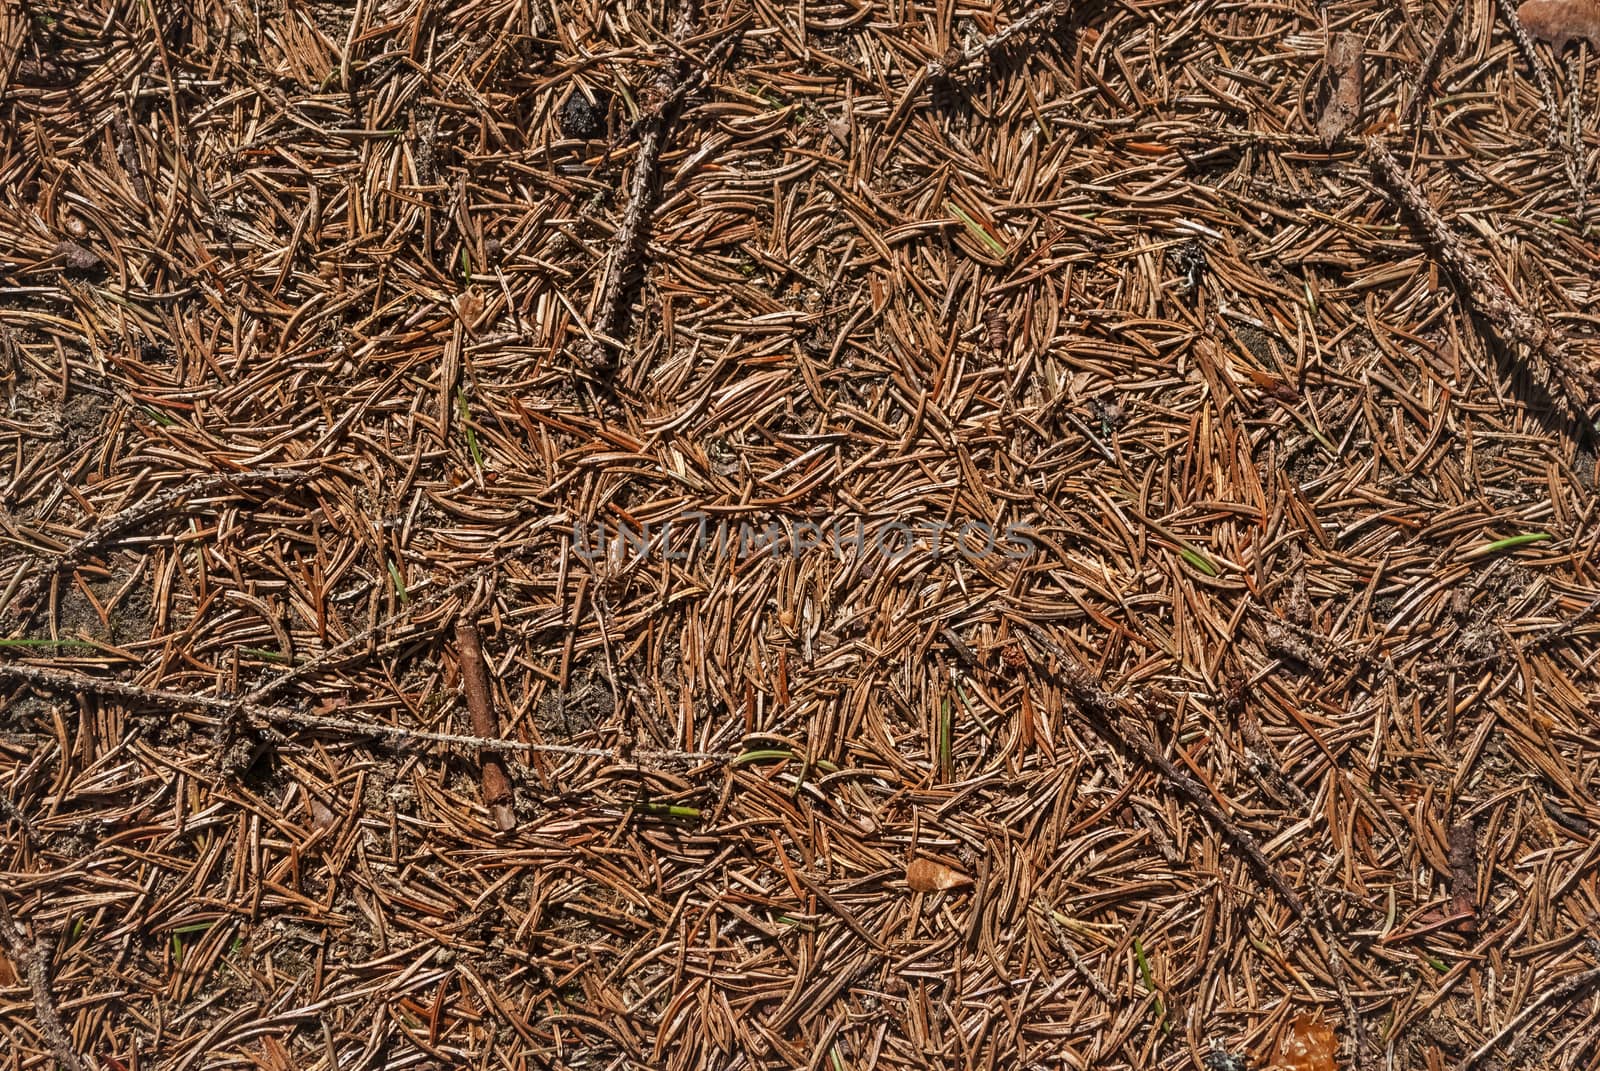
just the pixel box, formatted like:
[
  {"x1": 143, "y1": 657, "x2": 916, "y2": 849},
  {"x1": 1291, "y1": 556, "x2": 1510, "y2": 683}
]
[
  {"x1": 945, "y1": 201, "x2": 1009, "y2": 259},
  {"x1": 1465, "y1": 532, "x2": 1551, "y2": 559}
]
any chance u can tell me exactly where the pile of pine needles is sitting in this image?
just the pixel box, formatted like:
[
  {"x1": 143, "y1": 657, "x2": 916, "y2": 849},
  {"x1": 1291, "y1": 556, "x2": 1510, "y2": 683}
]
[{"x1": 3, "y1": 0, "x2": 1600, "y2": 1067}]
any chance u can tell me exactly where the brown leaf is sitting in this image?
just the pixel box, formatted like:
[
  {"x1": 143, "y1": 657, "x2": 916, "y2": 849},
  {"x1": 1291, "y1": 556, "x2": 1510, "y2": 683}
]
[
  {"x1": 1316, "y1": 32, "x2": 1364, "y2": 146},
  {"x1": 1276, "y1": 1013, "x2": 1339, "y2": 1071},
  {"x1": 906, "y1": 858, "x2": 972, "y2": 892},
  {"x1": 1517, "y1": 0, "x2": 1600, "y2": 51}
]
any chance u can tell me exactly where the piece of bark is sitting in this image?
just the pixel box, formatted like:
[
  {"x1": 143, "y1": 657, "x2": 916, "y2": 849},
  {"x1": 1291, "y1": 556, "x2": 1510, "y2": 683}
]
[
  {"x1": 1448, "y1": 818, "x2": 1479, "y2": 933},
  {"x1": 1277, "y1": 1014, "x2": 1339, "y2": 1071},
  {"x1": 906, "y1": 858, "x2": 973, "y2": 892},
  {"x1": 1317, "y1": 32, "x2": 1365, "y2": 145},
  {"x1": 455, "y1": 621, "x2": 517, "y2": 832},
  {"x1": 1516, "y1": 0, "x2": 1600, "y2": 51}
]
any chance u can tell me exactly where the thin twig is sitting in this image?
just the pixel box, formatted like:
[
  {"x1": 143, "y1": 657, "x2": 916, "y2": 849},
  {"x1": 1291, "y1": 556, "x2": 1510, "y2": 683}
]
[
  {"x1": 1021, "y1": 622, "x2": 1307, "y2": 917},
  {"x1": 0, "y1": 661, "x2": 731, "y2": 763},
  {"x1": 4, "y1": 469, "x2": 300, "y2": 620},
  {"x1": 587, "y1": 0, "x2": 727, "y2": 370},
  {"x1": 1041, "y1": 903, "x2": 1115, "y2": 1001},
  {"x1": 235, "y1": 516, "x2": 568, "y2": 712},
  {"x1": 0, "y1": 893, "x2": 90, "y2": 1071},
  {"x1": 1456, "y1": 964, "x2": 1600, "y2": 1070},
  {"x1": 1497, "y1": 0, "x2": 1562, "y2": 139}
]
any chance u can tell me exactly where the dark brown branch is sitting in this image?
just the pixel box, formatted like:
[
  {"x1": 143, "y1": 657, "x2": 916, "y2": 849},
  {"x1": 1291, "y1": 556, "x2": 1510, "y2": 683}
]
[{"x1": 586, "y1": 3, "x2": 744, "y2": 370}]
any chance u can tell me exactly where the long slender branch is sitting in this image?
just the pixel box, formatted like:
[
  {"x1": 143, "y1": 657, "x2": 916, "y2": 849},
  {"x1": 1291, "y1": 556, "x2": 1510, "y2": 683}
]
[
  {"x1": 1366, "y1": 139, "x2": 1598, "y2": 417},
  {"x1": 587, "y1": 0, "x2": 727, "y2": 369},
  {"x1": 1021, "y1": 622, "x2": 1306, "y2": 917}
]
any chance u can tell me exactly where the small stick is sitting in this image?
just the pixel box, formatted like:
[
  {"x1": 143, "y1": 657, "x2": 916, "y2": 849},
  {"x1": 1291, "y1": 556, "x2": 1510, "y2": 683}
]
[
  {"x1": 1307, "y1": 885, "x2": 1377, "y2": 1071},
  {"x1": 1417, "y1": 588, "x2": 1600, "y2": 677},
  {"x1": 1456, "y1": 964, "x2": 1600, "y2": 1070},
  {"x1": 0, "y1": 894, "x2": 91, "y2": 1071},
  {"x1": 927, "y1": 0, "x2": 1067, "y2": 80},
  {"x1": 1366, "y1": 139, "x2": 1599, "y2": 417},
  {"x1": 1021, "y1": 623, "x2": 1307, "y2": 917},
  {"x1": 453, "y1": 621, "x2": 517, "y2": 831},
  {"x1": 5, "y1": 469, "x2": 300, "y2": 619},
  {"x1": 235, "y1": 514, "x2": 568, "y2": 712}
]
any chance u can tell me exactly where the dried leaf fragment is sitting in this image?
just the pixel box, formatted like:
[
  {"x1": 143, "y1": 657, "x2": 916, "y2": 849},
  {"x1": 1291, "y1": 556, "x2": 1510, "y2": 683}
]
[
  {"x1": 906, "y1": 858, "x2": 972, "y2": 892},
  {"x1": 1276, "y1": 1013, "x2": 1339, "y2": 1071},
  {"x1": 1316, "y1": 32, "x2": 1364, "y2": 145},
  {"x1": 1517, "y1": 0, "x2": 1600, "y2": 51},
  {"x1": 50, "y1": 240, "x2": 102, "y2": 274}
]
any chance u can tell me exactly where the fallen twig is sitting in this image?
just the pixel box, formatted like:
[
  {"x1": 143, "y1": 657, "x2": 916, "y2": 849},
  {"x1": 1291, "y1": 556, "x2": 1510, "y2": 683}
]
[
  {"x1": 454, "y1": 620, "x2": 518, "y2": 831},
  {"x1": 1040, "y1": 903, "x2": 1115, "y2": 1002},
  {"x1": 4, "y1": 469, "x2": 300, "y2": 621},
  {"x1": 0, "y1": 661, "x2": 731, "y2": 763},
  {"x1": 1021, "y1": 622, "x2": 1307, "y2": 917},
  {"x1": 0, "y1": 893, "x2": 90, "y2": 1071},
  {"x1": 927, "y1": 0, "x2": 1067, "y2": 80},
  {"x1": 1366, "y1": 139, "x2": 1599, "y2": 417},
  {"x1": 1456, "y1": 964, "x2": 1600, "y2": 1070}
]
